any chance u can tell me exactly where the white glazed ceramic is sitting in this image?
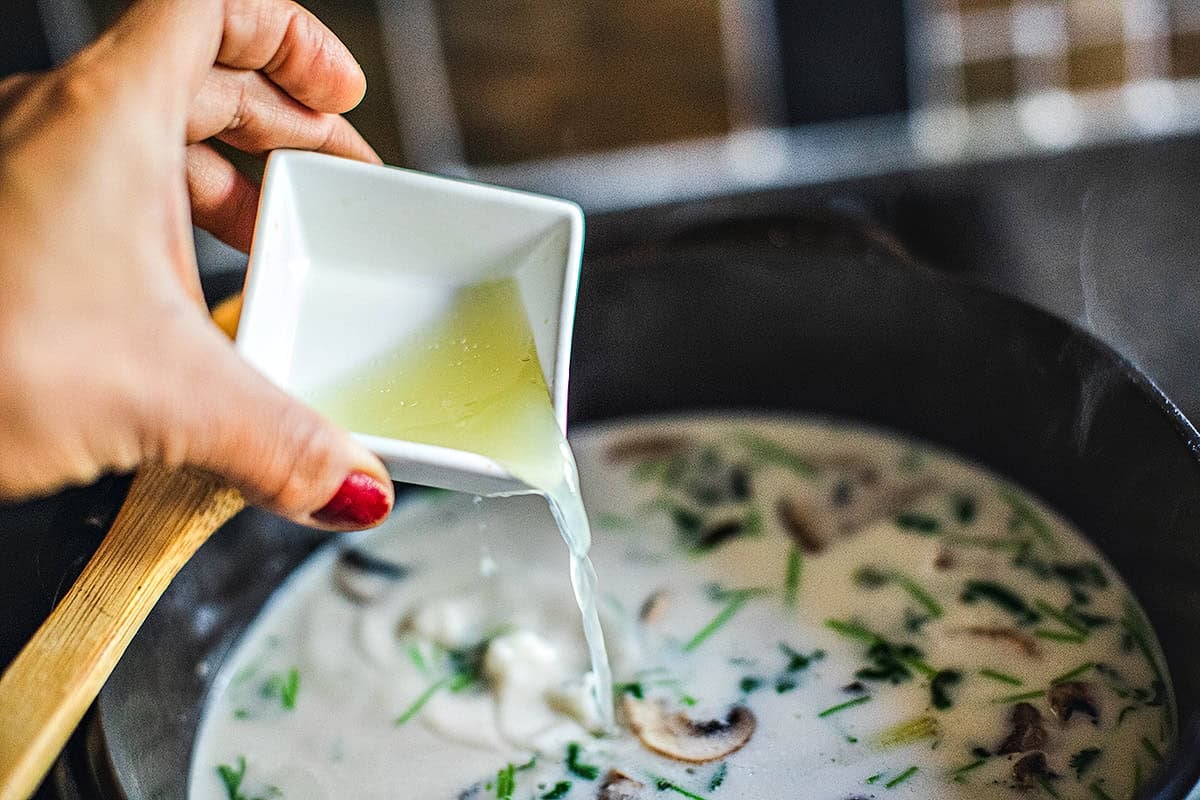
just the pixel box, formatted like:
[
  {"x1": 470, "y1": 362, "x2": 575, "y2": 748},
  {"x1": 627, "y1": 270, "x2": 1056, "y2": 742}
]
[{"x1": 235, "y1": 150, "x2": 584, "y2": 496}]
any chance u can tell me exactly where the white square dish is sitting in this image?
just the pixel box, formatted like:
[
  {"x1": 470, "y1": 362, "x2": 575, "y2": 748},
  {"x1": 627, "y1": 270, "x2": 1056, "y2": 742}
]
[{"x1": 235, "y1": 149, "x2": 584, "y2": 496}]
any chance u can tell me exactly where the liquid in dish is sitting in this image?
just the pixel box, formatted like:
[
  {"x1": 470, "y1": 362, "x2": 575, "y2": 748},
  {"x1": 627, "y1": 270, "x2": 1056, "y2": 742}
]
[
  {"x1": 307, "y1": 278, "x2": 611, "y2": 728},
  {"x1": 190, "y1": 418, "x2": 1174, "y2": 800}
]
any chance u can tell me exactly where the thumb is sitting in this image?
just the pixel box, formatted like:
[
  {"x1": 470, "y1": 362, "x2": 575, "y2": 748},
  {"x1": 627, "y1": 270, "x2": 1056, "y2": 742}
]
[{"x1": 147, "y1": 317, "x2": 393, "y2": 530}]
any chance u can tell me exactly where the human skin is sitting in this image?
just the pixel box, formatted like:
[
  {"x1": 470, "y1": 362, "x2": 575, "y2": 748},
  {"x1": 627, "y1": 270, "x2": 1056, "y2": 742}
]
[{"x1": 0, "y1": 0, "x2": 394, "y2": 529}]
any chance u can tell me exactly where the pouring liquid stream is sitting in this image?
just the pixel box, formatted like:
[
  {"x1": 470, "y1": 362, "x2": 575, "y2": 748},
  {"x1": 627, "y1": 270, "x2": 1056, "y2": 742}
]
[{"x1": 307, "y1": 279, "x2": 613, "y2": 730}]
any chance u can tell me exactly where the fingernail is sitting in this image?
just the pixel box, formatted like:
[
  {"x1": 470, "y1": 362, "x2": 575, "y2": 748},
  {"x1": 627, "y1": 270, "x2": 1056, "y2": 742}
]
[{"x1": 314, "y1": 471, "x2": 391, "y2": 527}]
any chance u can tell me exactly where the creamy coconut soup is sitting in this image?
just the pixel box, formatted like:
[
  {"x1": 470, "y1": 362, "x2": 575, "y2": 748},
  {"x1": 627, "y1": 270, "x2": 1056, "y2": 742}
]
[{"x1": 190, "y1": 418, "x2": 1174, "y2": 800}]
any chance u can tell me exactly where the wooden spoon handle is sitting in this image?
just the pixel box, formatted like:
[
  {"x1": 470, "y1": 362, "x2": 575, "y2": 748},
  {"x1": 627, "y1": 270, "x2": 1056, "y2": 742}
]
[{"x1": 0, "y1": 465, "x2": 245, "y2": 800}]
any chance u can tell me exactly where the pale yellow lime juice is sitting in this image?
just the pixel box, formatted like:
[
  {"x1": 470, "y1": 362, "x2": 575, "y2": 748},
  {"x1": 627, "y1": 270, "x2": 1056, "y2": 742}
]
[{"x1": 307, "y1": 279, "x2": 613, "y2": 727}]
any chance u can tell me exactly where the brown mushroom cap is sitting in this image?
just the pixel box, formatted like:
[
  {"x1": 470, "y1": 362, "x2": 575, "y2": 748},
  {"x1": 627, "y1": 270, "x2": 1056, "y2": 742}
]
[
  {"x1": 597, "y1": 770, "x2": 645, "y2": 800},
  {"x1": 997, "y1": 702, "x2": 1048, "y2": 755},
  {"x1": 623, "y1": 696, "x2": 756, "y2": 763},
  {"x1": 1048, "y1": 681, "x2": 1100, "y2": 724},
  {"x1": 775, "y1": 497, "x2": 825, "y2": 553},
  {"x1": 638, "y1": 590, "x2": 671, "y2": 624},
  {"x1": 1012, "y1": 751, "x2": 1057, "y2": 790},
  {"x1": 607, "y1": 434, "x2": 691, "y2": 462}
]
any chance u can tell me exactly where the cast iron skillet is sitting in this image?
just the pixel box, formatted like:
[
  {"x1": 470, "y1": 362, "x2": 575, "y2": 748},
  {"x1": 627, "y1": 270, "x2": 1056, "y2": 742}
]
[{"x1": 75, "y1": 209, "x2": 1200, "y2": 797}]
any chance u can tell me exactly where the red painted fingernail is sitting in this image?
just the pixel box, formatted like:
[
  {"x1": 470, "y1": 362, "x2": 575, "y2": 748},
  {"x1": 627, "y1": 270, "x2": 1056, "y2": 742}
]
[{"x1": 314, "y1": 472, "x2": 391, "y2": 527}]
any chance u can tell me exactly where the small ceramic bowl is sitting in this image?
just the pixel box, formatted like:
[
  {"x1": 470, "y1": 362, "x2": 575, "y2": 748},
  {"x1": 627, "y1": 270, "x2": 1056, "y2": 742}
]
[{"x1": 235, "y1": 150, "x2": 584, "y2": 496}]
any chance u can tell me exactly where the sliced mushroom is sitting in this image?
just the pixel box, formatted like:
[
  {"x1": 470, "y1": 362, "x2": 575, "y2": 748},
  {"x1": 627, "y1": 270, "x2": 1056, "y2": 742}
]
[
  {"x1": 997, "y1": 702, "x2": 1048, "y2": 755},
  {"x1": 933, "y1": 547, "x2": 955, "y2": 571},
  {"x1": 623, "y1": 696, "x2": 756, "y2": 763},
  {"x1": 607, "y1": 434, "x2": 691, "y2": 463},
  {"x1": 960, "y1": 625, "x2": 1042, "y2": 658},
  {"x1": 597, "y1": 770, "x2": 645, "y2": 800},
  {"x1": 1011, "y1": 752, "x2": 1057, "y2": 790},
  {"x1": 1048, "y1": 681, "x2": 1100, "y2": 725},
  {"x1": 333, "y1": 548, "x2": 409, "y2": 604},
  {"x1": 639, "y1": 589, "x2": 671, "y2": 623},
  {"x1": 775, "y1": 497, "x2": 825, "y2": 553}
]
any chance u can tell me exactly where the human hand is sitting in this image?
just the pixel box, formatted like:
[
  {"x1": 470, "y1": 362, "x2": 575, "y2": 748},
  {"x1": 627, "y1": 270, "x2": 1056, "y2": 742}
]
[{"x1": 0, "y1": 0, "x2": 393, "y2": 529}]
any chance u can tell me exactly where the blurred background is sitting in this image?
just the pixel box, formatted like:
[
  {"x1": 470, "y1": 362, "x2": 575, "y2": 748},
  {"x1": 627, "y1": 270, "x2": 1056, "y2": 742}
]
[{"x1": 5, "y1": 0, "x2": 1200, "y2": 416}]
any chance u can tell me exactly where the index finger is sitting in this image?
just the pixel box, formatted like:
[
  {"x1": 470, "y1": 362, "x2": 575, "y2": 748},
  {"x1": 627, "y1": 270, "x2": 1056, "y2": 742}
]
[
  {"x1": 217, "y1": 0, "x2": 367, "y2": 114},
  {"x1": 97, "y1": 0, "x2": 365, "y2": 119}
]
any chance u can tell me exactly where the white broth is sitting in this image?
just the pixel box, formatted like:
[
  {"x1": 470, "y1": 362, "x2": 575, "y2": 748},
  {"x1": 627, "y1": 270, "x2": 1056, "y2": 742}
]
[{"x1": 189, "y1": 417, "x2": 1174, "y2": 800}]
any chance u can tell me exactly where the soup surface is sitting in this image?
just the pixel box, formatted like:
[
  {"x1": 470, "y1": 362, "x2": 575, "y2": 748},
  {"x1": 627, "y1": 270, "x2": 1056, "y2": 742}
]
[{"x1": 190, "y1": 417, "x2": 1174, "y2": 800}]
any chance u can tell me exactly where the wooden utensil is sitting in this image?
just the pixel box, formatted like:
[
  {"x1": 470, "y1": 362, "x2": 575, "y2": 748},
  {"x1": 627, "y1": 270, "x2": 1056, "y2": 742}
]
[{"x1": 0, "y1": 465, "x2": 244, "y2": 800}]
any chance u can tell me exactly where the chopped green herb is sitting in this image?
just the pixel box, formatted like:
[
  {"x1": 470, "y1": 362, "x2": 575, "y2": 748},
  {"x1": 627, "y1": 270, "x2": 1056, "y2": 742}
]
[
  {"x1": 739, "y1": 676, "x2": 763, "y2": 693},
  {"x1": 991, "y1": 689, "x2": 1046, "y2": 704},
  {"x1": 217, "y1": 757, "x2": 246, "y2": 800},
  {"x1": 394, "y1": 673, "x2": 471, "y2": 725},
  {"x1": 741, "y1": 505, "x2": 763, "y2": 537},
  {"x1": 1053, "y1": 561, "x2": 1108, "y2": 589},
  {"x1": 1033, "y1": 628, "x2": 1088, "y2": 644},
  {"x1": 960, "y1": 580, "x2": 1040, "y2": 625},
  {"x1": 998, "y1": 488, "x2": 1058, "y2": 551},
  {"x1": 854, "y1": 567, "x2": 943, "y2": 618},
  {"x1": 540, "y1": 782, "x2": 571, "y2": 799},
  {"x1": 824, "y1": 618, "x2": 876, "y2": 643},
  {"x1": 774, "y1": 676, "x2": 798, "y2": 693},
  {"x1": 1088, "y1": 782, "x2": 1115, "y2": 800},
  {"x1": 232, "y1": 708, "x2": 250, "y2": 720},
  {"x1": 1070, "y1": 747, "x2": 1102, "y2": 780},
  {"x1": 930, "y1": 670, "x2": 962, "y2": 710},
  {"x1": 885, "y1": 766, "x2": 919, "y2": 789},
  {"x1": 876, "y1": 714, "x2": 938, "y2": 748},
  {"x1": 708, "y1": 762, "x2": 728, "y2": 790},
  {"x1": 280, "y1": 669, "x2": 298, "y2": 711},
  {"x1": 784, "y1": 547, "x2": 803, "y2": 607},
  {"x1": 950, "y1": 759, "x2": 987, "y2": 783},
  {"x1": 685, "y1": 592, "x2": 753, "y2": 652},
  {"x1": 1140, "y1": 737, "x2": 1164, "y2": 763},
  {"x1": 407, "y1": 643, "x2": 428, "y2": 674},
  {"x1": 704, "y1": 583, "x2": 771, "y2": 602},
  {"x1": 616, "y1": 681, "x2": 645, "y2": 699},
  {"x1": 668, "y1": 504, "x2": 704, "y2": 537},
  {"x1": 1052, "y1": 662, "x2": 1095, "y2": 685},
  {"x1": 894, "y1": 512, "x2": 940, "y2": 534},
  {"x1": 943, "y1": 534, "x2": 1028, "y2": 552},
  {"x1": 860, "y1": 639, "x2": 936, "y2": 683},
  {"x1": 495, "y1": 763, "x2": 515, "y2": 800},
  {"x1": 866, "y1": 773, "x2": 883, "y2": 785},
  {"x1": 979, "y1": 669, "x2": 1024, "y2": 686},
  {"x1": 818, "y1": 694, "x2": 872, "y2": 718},
  {"x1": 952, "y1": 493, "x2": 977, "y2": 524},
  {"x1": 826, "y1": 618, "x2": 936, "y2": 683},
  {"x1": 1033, "y1": 600, "x2": 1089, "y2": 636},
  {"x1": 653, "y1": 778, "x2": 710, "y2": 800},
  {"x1": 780, "y1": 642, "x2": 823, "y2": 672},
  {"x1": 735, "y1": 433, "x2": 817, "y2": 477},
  {"x1": 565, "y1": 742, "x2": 599, "y2": 781},
  {"x1": 597, "y1": 512, "x2": 634, "y2": 529},
  {"x1": 1120, "y1": 603, "x2": 1174, "y2": 736}
]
